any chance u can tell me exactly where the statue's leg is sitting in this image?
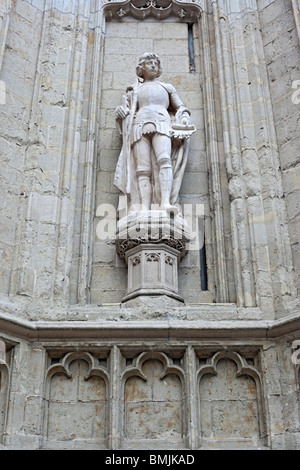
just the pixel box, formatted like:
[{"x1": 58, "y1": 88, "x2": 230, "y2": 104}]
[
  {"x1": 152, "y1": 134, "x2": 178, "y2": 214},
  {"x1": 133, "y1": 136, "x2": 152, "y2": 211}
]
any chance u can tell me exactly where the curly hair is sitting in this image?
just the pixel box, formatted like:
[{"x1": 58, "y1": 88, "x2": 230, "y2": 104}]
[{"x1": 136, "y1": 52, "x2": 163, "y2": 79}]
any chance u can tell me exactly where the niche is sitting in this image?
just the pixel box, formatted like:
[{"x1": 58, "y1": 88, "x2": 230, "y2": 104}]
[
  {"x1": 123, "y1": 352, "x2": 186, "y2": 449},
  {"x1": 198, "y1": 351, "x2": 266, "y2": 449},
  {"x1": 44, "y1": 352, "x2": 108, "y2": 449}
]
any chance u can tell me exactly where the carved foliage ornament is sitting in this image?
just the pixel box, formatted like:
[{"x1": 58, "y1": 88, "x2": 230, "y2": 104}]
[
  {"x1": 117, "y1": 236, "x2": 187, "y2": 261},
  {"x1": 105, "y1": 0, "x2": 203, "y2": 21}
]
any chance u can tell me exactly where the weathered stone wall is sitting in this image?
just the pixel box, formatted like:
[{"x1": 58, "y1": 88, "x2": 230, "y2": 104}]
[
  {"x1": 258, "y1": 0, "x2": 300, "y2": 296},
  {"x1": 0, "y1": 1, "x2": 43, "y2": 296},
  {"x1": 0, "y1": 332, "x2": 299, "y2": 450},
  {"x1": 0, "y1": 0, "x2": 299, "y2": 451}
]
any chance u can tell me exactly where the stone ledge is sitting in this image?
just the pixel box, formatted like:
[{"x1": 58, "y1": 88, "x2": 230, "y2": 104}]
[{"x1": 0, "y1": 308, "x2": 300, "y2": 343}]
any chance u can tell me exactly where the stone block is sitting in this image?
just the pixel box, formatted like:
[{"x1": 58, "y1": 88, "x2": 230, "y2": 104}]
[
  {"x1": 26, "y1": 193, "x2": 60, "y2": 224},
  {"x1": 160, "y1": 72, "x2": 202, "y2": 92},
  {"x1": 106, "y1": 21, "x2": 138, "y2": 38},
  {"x1": 154, "y1": 39, "x2": 188, "y2": 56},
  {"x1": 259, "y1": 0, "x2": 287, "y2": 25},
  {"x1": 167, "y1": 55, "x2": 190, "y2": 73},
  {"x1": 180, "y1": 171, "x2": 208, "y2": 195},
  {"x1": 101, "y1": 90, "x2": 124, "y2": 110},
  {"x1": 111, "y1": 71, "x2": 138, "y2": 90},
  {"x1": 99, "y1": 149, "x2": 120, "y2": 172},
  {"x1": 0, "y1": 266, "x2": 10, "y2": 294},
  {"x1": 104, "y1": 37, "x2": 153, "y2": 56},
  {"x1": 93, "y1": 240, "x2": 116, "y2": 264},
  {"x1": 137, "y1": 22, "x2": 163, "y2": 39},
  {"x1": 103, "y1": 54, "x2": 138, "y2": 73},
  {"x1": 15, "y1": 0, "x2": 38, "y2": 23},
  {"x1": 279, "y1": 136, "x2": 300, "y2": 170},
  {"x1": 0, "y1": 215, "x2": 16, "y2": 245},
  {"x1": 162, "y1": 23, "x2": 187, "y2": 39}
]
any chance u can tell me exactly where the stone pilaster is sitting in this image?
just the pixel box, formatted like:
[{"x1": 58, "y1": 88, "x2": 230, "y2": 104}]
[{"x1": 212, "y1": 0, "x2": 296, "y2": 315}]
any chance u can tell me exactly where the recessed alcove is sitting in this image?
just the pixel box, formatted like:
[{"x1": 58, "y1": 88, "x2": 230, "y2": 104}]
[{"x1": 74, "y1": 0, "x2": 234, "y2": 307}]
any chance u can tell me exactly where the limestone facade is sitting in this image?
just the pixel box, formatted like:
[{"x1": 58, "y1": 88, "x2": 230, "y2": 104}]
[{"x1": 0, "y1": 0, "x2": 299, "y2": 450}]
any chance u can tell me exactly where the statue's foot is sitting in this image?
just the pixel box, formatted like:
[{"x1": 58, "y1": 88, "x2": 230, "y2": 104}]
[{"x1": 160, "y1": 203, "x2": 178, "y2": 215}]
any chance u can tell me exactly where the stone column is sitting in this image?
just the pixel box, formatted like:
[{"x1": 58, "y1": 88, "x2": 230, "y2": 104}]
[
  {"x1": 260, "y1": 343, "x2": 286, "y2": 449},
  {"x1": 200, "y1": 4, "x2": 229, "y2": 303},
  {"x1": 184, "y1": 345, "x2": 199, "y2": 449},
  {"x1": 109, "y1": 345, "x2": 123, "y2": 449},
  {"x1": 77, "y1": 2, "x2": 106, "y2": 304}
]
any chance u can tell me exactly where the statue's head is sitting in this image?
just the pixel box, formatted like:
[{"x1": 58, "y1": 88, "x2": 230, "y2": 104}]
[{"x1": 136, "y1": 52, "x2": 163, "y2": 80}]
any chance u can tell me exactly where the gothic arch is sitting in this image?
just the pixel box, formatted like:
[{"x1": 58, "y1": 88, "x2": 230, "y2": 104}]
[
  {"x1": 197, "y1": 350, "x2": 266, "y2": 447},
  {"x1": 43, "y1": 352, "x2": 109, "y2": 449},
  {"x1": 122, "y1": 351, "x2": 187, "y2": 448}
]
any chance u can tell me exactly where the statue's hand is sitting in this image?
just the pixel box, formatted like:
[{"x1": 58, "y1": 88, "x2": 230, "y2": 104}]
[
  {"x1": 181, "y1": 112, "x2": 189, "y2": 126},
  {"x1": 115, "y1": 105, "x2": 130, "y2": 120},
  {"x1": 175, "y1": 107, "x2": 190, "y2": 126}
]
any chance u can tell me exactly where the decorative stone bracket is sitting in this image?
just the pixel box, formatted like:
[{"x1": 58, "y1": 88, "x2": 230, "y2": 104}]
[{"x1": 116, "y1": 211, "x2": 191, "y2": 302}]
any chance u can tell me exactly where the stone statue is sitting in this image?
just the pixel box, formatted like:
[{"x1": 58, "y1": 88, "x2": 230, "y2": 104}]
[{"x1": 114, "y1": 52, "x2": 196, "y2": 216}]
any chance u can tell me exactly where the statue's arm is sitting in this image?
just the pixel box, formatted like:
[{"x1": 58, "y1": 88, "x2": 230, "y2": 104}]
[
  {"x1": 165, "y1": 83, "x2": 191, "y2": 124},
  {"x1": 115, "y1": 87, "x2": 132, "y2": 134}
]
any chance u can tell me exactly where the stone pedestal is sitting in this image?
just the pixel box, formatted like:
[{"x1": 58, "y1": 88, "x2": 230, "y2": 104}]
[
  {"x1": 124, "y1": 243, "x2": 182, "y2": 302},
  {"x1": 116, "y1": 211, "x2": 191, "y2": 303}
]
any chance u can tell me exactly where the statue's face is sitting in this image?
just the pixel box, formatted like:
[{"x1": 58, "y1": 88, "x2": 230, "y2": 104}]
[{"x1": 142, "y1": 57, "x2": 159, "y2": 81}]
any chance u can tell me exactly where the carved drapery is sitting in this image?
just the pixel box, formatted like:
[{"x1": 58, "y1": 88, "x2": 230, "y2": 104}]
[{"x1": 105, "y1": 0, "x2": 203, "y2": 21}]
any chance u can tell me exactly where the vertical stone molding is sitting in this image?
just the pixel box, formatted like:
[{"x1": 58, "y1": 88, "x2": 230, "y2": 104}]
[
  {"x1": 199, "y1": 4, "x2": 230, "y2": 304},
  {"x1": 0, "y1": 340, "x2": 10, "y2": 445},
  {"x1": 292, "y1": 0, "x2": 300, "y2": 42},
  {"x1": 76, "y1": 3, "x2": 106, "y2": 305},
  {"x1": 212, "y1": 0, "x2": 296, "y2": 314},
  {"x1": 0, "y1": 0, "x2": 12, "y2": 72}
]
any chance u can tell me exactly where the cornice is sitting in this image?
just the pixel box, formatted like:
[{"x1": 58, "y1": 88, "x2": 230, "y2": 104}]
[{"x1": 0, "y1": 307, "x2": 300, "y2": 343}]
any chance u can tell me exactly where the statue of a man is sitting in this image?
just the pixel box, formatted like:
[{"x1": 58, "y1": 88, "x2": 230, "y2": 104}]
[{"x1": 113, "y1": 52, "x2": 195, "y2": 215}]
